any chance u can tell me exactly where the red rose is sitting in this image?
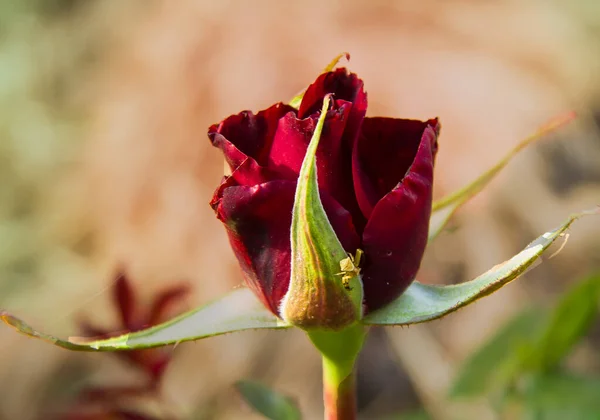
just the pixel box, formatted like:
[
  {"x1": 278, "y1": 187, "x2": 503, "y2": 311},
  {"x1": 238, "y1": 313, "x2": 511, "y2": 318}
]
[{"x1": 210, "y1": 68, "x2": 439, "y2": 317}]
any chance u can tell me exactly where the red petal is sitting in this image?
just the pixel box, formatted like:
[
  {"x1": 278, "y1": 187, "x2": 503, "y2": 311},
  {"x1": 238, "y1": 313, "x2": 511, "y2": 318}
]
[
  {"x1": 113, "y1": 273, "x2": 136, "y2": 331},
  {"x1": 147, "y1": 284, "x2": 191, "y2": 327},
  {"x1": 209, "y1": 156, "x2": 280, "y2": 211},
  {"x1": 215, "y1": 180, "x2": 360, "y2": 315},
  {"x1": 269, "y1": 102, "x2": 368, "y2": 231},
  {"x1": 353, "y1": 117, "x2": 439, "y2": 219},
  {"x1": 298, "y1": 68, "x2": 366, "y2": 119},
  {"x1": 361, "y1": 122, "x2": 439, "y2": 312},
  {"x1": 117, "y1": 348, "x2": 171, "y2": 383},
  {"x1": 296, "y1": 68, "x2": 368, "y2": 230},
  {"x1": 208, "y1": 103, "x2": 296, "y2": 170},
  {"x1": 128, "y1": 349, "x2": 171, "y2": 382}
]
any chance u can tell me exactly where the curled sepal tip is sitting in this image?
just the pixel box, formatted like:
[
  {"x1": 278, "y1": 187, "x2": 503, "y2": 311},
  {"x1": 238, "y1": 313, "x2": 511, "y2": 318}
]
[{"x1": 280, "y1": 95, "x2": 364, "y2": 330}]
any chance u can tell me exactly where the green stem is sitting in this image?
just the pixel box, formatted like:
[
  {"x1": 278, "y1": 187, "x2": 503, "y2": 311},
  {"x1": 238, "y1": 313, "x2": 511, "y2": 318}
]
[
  {"x1": 322, "y1": 356, "x2": 357, "y2": 420},
  {"x1": 308, "y1": 324, "x2": 366, "y2": 420}
]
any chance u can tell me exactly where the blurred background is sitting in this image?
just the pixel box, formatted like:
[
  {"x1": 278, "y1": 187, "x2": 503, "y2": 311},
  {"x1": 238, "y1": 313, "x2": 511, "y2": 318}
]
[{"x1": 1, "y1": 0, "x2": 600, "y2": 419}]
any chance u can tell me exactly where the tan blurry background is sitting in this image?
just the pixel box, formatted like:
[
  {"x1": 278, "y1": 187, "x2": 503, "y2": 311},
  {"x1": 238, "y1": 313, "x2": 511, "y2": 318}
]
[{"x1": 1, "y1": 0, "x2": 600, "y2": 419}]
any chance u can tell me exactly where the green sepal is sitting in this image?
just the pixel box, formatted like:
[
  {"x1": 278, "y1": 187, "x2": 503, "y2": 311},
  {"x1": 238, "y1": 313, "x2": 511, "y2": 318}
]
[
  {"x1": 0, "y1": 287, "x2": 289, "y2": 351},
  {"x1": 281, "y1": 95, "x2": 363, "y2": 330},
  {"x1": 365, "y1": 208, "x2": 598, "y2": 326},
  {"x1": 308, "y1": 323, "x2": 366, "y2": 387},
  {"x1": 429, "y1": 112, "x2": 576, "y2": 242}
]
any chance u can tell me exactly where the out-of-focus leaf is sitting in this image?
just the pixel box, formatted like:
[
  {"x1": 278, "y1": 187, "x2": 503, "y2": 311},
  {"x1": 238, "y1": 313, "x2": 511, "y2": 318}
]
[
  {"x1": 364, "y1": 208, "x2": 597, "y2": 326},
  {"x1": 428, "y1": 112, "x2": 576, "y2": 242},
  {"x1": 450, "y1": 272, "x2": 600, "y2": 403},
  {"x1": 449, "y1": 309, "x2": 546, "y2": 398},
  {"x1": 428, "y1": 204, "x2": 457, "y2": 243},
  {"x1": 521, "y1": 373, "x2": 600, "y2": 420},
  {"x1": 524, "y1": 272, "x2": 600, "y2": 373},
  {"x1": 235, "y1": 380, "x2": 301, "y2": 420},
  {"x1": 0, "y1": 288, "x2": 289, "y2": 351},
  {"x1": 288, "y1": 52, "x2": 350, "y2": 108}
]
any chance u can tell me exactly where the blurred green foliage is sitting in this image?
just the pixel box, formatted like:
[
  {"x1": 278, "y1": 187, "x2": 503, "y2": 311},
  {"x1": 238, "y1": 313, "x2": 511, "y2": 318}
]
[
  {"x1": 235, "y1": 380, "x2": 302, "y2": 420},
  {"x1": 0, "y1": 0, "x2": 100, "y2": 298},
  {"x1": 451, "y1": 272, "x2": 600, "y2": 418},
  {"x1": 449, "y1": 308, "x2": 546, "y2": 400}
]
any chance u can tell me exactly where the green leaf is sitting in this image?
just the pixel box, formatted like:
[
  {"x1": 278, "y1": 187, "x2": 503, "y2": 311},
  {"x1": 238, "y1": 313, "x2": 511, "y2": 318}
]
[
  {"x1": 521, "y1": 373, "x2": 600, "y2": 420},
  {"x1": 450, "y1": 272, "x2": 600, "y2": 401},
  {"x1": 288, "y1": 52, "x2": 350, "y2": 109},
  {"x1": 0, "y1": 287, "x2": 289, "y2": 351},
  {"x1": 235, "y1": 380, "x2": 301, "y2": 420},
  {"x1": 428, "y1": 204, "x2": 458, "y2": 243},
  {"x1": 428, "y1": 112, "x2": 575, "y2": 242},
  {"x1": 524, "y1": 272, "x2": 600, "y2": 373},
  {"x1": 449, "y1": 309, "x2": 546, "y2": 398},
  {"x1": 364, "y1": 208, "x2": 598, "y2": 326}
]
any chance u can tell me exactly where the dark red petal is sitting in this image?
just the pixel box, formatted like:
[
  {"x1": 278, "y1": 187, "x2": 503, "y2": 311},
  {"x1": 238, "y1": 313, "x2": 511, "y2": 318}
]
[
  {"x1": 207, "y1": 132, "x2": 248, "y2": 170},
  {"x1": 298, "y1": 68, "x2": 365, "y2": 119},
  {"x1": 296, "y1": 69, "x2": 368, "y2": 230},
  {"x1": 113, "y1": 273, "x2": 136, "y2": 331},
  {"x1": 361, "y1": 122, "x2": 439, "y2": 312},
  {"x1": 147, "y1": 284, "x2": 191, "y2": 326},
  {"x1": 227, "y1": 152, "x2": 281, "y2": 187},
  {"x1": 268, "y1": 103, "x2": 367, "y2": 230},
  {"x1": 79, "y1": 320, "x2": 171, "y2": 382},
  {"x1": 268, "y1": 104, "x2": 348, "y2": 185},
  {"x1": 106, "y1": 347, "x2": 170, "y2": 382},
  {"x1": 208, "y1": 103, "x2": 296, "y2": 170},
  {"x1": 209, "y1": 156, "x2": 280, "y2": 211},
  {"x1": 215, "y1": 180, "x2": 360, "y2": 315},
  {"x1": 266, "y1": 111, "x2": 315, "y2": 179},
  {"x1": 125, "y1": 349, "x2": 171, "y2": 382},
  {"x1": 353, "y1": 117, "x2": 439, "y2": 219}
]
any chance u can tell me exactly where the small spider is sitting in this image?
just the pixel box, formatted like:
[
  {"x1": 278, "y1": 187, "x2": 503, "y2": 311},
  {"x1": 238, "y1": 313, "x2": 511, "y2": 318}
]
[{"x1": 336, "y1": 249, "x2": 363, "y2": 291}]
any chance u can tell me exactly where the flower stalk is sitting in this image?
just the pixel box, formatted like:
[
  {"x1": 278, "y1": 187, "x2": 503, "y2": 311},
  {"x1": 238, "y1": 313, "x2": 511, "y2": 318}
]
[
  {"x1": 308, "y1": 324, "x2": 366, "y2": 420},
  {"x1": 323, "y1": 363, "x2": 357, "y2": 420}
]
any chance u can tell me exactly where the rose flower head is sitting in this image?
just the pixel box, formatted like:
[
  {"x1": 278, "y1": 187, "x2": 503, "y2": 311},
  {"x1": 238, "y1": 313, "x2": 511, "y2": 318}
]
[{"x1": 209, "y1": 68, "x2": 439, "y2": 329}]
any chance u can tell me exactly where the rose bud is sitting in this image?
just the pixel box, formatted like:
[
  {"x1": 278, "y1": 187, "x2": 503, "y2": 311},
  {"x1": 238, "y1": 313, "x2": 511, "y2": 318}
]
[{"x1": 209, "y1": 68, "x2": 439, "y2": 328}]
